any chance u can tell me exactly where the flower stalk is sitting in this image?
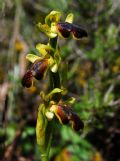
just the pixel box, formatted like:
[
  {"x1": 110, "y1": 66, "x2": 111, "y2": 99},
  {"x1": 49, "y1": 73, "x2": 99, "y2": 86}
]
[{"x1": 49, "y1": 37, "x2": 61, "y2": 101}]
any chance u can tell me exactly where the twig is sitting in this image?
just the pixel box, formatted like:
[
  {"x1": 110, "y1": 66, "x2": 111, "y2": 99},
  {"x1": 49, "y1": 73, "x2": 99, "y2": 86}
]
[
  {"x1": 109, "y1": 99, "x2": 120, "y2": 107},
  {"x1": 3, "y1": 121, "x2": 26, "y2": 161},
  {"x1": 8, "y1": 0, "x2": 21, "y2": 67}
]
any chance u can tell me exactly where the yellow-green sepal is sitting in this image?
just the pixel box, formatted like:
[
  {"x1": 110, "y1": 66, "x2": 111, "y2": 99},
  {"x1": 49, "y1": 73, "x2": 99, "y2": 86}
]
[
  {"x1": 40, "y1": 88, "x2": 63, "y2": 102},
  {"x1": 36, "y1": 43, "x2": 54, "y2": 57},
  {"x1": 36, "y1": 104, "x2": 47, "y2": 146},
  {"x1": 50, "y1": 63, "x2": 58, "y2": 73},
  {"x1": 45, "y1": 10, "x2": 61, "y2": 26},
  {"x1": 37, "y1": 23, "x2": 57, "y2": 38},
  {"x1": 26, "y1": 54, "x2": 41, "y2": 63},
  {"x1": 65, "y1": 13, "x2": 74, "y2": 23},
  {"x1": 65, "y1": 97, "x2": 76, "y2": 105},
  {"x1": 46, "y1": 88, "x2": 63, "y2": 102},
  {"x1": 48, "y1": 57, "x2": 58, "y2": 73},
  {"x1": 49, "y1": 49, "x2": 61, "y2": 73}
]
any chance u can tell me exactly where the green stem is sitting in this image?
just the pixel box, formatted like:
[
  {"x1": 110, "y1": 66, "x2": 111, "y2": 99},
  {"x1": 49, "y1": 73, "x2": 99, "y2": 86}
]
[
  {"x1": 49, "y1": 37, "x2": 61, "y2": 102},
  {"x1": 40, "y1": 37, "x2": 61, "y2": 161},
  {"x1": 41, "y1": 154, "x2": 48, "y2": 161}
]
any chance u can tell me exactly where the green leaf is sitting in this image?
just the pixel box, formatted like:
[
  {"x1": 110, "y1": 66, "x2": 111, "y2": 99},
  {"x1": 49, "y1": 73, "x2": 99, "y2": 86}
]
[
  {"x1": 26, "y1": 127, "x2": 35, "y2": 135},
  {"x1": 36, "y1": 104, "x2": 47, "y2": 146}
]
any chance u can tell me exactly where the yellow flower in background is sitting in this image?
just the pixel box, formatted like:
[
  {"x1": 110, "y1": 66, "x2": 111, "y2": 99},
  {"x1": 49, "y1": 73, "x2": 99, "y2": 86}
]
[
  {"x1": 92, "y1": 152, "x2": 103, "y2": 161},
  {"x1": 112, "y1": 65, "x2": 119, "y2": 73},
  {"x1": 15, "y1": 40, "x2": 24, "y2": 52},
  {"x1": 112, "y1": 56, "x2": 120, "y2": 73},
  {"x1": 54, "y1": 148, "x2": 72, "y2": 161}
]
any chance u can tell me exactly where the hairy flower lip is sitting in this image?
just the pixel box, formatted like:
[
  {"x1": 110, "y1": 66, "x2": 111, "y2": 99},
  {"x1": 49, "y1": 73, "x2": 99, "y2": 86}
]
[
  {"x1": 31, "y1": 59, "x2": 48, "y2": 80},
  {"x1": 57, "y1": 22, "x2": 72, "y2": 38},
  {"x1": 22, "y1": 59, "x2": 48, "y2": 88},
  {"x1": 57, "y1": 22, "x2": 88, "y2": 39},
  {"x1": 50, "y1": 105, "x2": 69, "y2": 124},
  {"x1": 57, "y1": 22, "x2": 73, "y2": 31},
  {"x1": 22, "y1": 70, "x2": 33, "y2": 88},
  {"x1": 70, "y1": 113, "x2": 84, "y2": 131},
  {"x1": 50, "y1": 104, "x2": 84, "y2": 131},
  {"x1": 71, "y1": 24, "x2": 88, "y2": 39}
]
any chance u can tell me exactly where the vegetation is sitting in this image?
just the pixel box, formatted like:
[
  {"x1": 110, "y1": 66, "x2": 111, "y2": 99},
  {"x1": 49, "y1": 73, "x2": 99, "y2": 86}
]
[{"x1": 0, "y1": 0, "x2": 120, "y2": 161}]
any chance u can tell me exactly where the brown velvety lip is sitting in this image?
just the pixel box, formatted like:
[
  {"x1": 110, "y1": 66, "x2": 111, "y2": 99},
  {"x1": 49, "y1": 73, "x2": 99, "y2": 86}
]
[
  {"x1": 53, "y1": 104, "x2": 84, "y2": 131},
  {"x1": 22, "y1": 70, "x2": 33, "y2": 88},
  {"x1": 57, "y1": 22, "x2": 72, "y2": 38},
  {"x1": 57, "y1": 22, "x2": 88, "y2": 39},
  {"x1": 31, "y1": 59, "x2": 48, "y2": 80},
  {"x1": 72, "y1": 24, "x2": 88, "y2": 39}
]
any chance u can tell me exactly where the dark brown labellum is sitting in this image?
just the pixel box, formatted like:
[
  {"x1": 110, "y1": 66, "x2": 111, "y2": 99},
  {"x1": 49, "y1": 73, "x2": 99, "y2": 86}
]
[
  {"x1": 54, "y1": 104, "x2": 84, "y2": 131},
  {"x1": 57, "y1": 22, "x2": 88, "y2": 39},
  {"x1": 56, "y1": 105, "x2": 69, "y2": 124},
  {"x1": 70, "y1": 113, "x2": 84, "y2": 131},
  {"x1": 72, "y1": 24, "x2": 88, "y2": 39},
  {"x1": 22, "y1": 59, "x2": 48, "y2": 88},
  {"x1": 31, "y1": 59, "x2": 48, "y2": 80},
  {"x1": 57, "y1": 22, "x2": 72, "y2": 38},
  {"x1": 22, "y1": 70, "x2": 33, "y2": 88}
]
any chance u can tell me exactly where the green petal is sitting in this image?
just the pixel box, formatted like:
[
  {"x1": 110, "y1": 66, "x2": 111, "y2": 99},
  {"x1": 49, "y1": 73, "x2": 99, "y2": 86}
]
[
  {"x1": 45, "y1": 11, "x2": 61, "y2": 26},
  {"x1": 45, "y1": 111, "x2": 54, "y2": 120},
  {"x1": 36, "y1": 43, "x2": 54, "y2": 57},
  {"x1": 49, "y1": 50, "x2": 61, "y2": 73},
  {"x1": 48, "y1": 57, "x2": 59, "y2": 73},
  {"x1": 37, "y1": 23, "x2": 57, "y2": 38},
  {"x1": 50, "y1": 63, "x2": 58, "y2": 73},
  {"x1": 48, "y1": 88, "x2": 63, "y2": 95},
  {"x1": 65, "y1": 97, "x2": 76, "y2": 105},
  {"x1": 26, "y1": 54, "x2": 40, "y2": 63},
  {"x1": 65, "y1": 13, "x2": 74, "y2": 23},
  {"x1": 47, "y1": 88, "x2": 63, "y2": 100}
]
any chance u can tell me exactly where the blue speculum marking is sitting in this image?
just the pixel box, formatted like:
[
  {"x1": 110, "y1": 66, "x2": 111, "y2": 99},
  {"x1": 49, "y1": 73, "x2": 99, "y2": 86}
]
[{"x1": 32, "y1": 61, "x2": 42, "y2": 72}]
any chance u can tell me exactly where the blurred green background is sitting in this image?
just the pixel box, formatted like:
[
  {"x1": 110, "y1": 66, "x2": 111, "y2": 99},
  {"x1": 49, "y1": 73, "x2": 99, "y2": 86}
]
[{"x1": 0, "y1": 0, "x2": 120, "y2": 161}]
